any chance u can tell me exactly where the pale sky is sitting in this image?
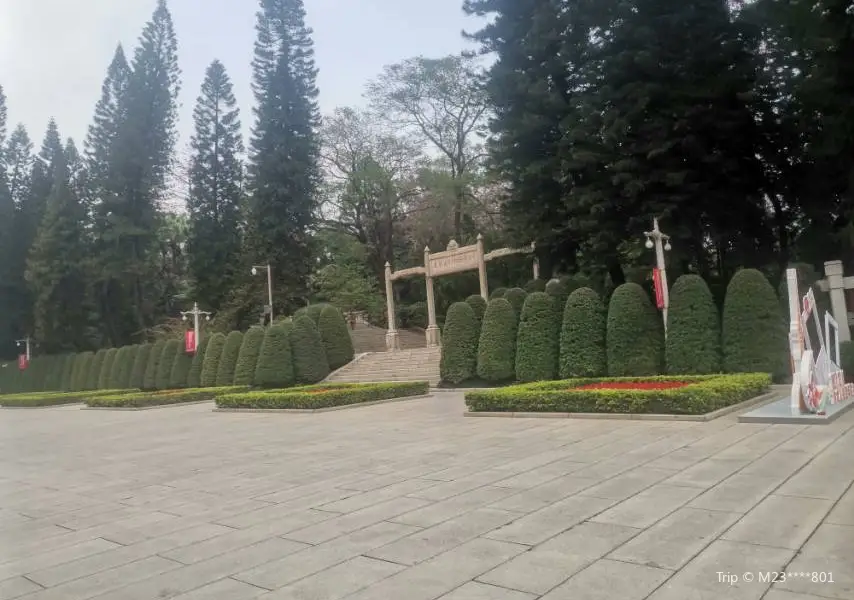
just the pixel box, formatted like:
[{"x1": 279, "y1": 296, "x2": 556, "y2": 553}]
[{"x1": 0, "y1": 0, "x2": 488, "y2": 154}]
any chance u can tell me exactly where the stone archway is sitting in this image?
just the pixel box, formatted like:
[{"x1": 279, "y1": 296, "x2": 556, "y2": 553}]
[{"x1": 383, "y1": 234, "x2": 538, "y2": 351}]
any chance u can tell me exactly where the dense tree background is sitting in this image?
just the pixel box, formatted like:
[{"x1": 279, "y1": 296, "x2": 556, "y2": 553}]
[{"x1": 1, "y1": 0, "x2": 853, "y2": 359}]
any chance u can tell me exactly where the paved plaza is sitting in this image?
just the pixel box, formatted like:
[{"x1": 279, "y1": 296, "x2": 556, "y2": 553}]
[{"x1": 0, "y1": 392, "x2": 852, "y2": 600}]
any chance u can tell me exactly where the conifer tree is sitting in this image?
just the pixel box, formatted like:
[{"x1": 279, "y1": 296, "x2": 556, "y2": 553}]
[
  {"x1": 92, "y1": 0, "x2": 180, "y2": 345},
  {"x1": 245, "y1": 0, "x2": 321, "y2": 314},
  {"x1": 26, "y1": 136, "x2": 93, "y2": 353},
  {"x1": 187, "y1": 59, "x2": 243, "y2": 311},
  {"x1": 0, "y1": 88, "x2": 13, "y2": 358}
]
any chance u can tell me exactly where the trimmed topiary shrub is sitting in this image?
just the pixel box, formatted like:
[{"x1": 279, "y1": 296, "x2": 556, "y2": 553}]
[
  {"x1": 465, "y1": 295, "x2": 487, "y2": 325},
  {"x1": 155, "y1": 340, "x2": 180, "y2": 390},
  {"x1": 545, "y1": 278, "x2": 571, "y2": 310},
  {"x1": 489, "y1": 287, "x2": 508, "y2": 300},
  {"x1": 109, "y1": 346, "x2": 130, "y2": 389},
  {"x1": 840, "y1": 341, "x2": 854, "y2": 383},
  {"x1": 666, "y1": 275, "x2": 721, "y2": 374},
  {"x1": 307, "y1": 303, "x2": 327, "y2": 324},
  {"x1": 477, "y1": 298, "x2": 518, "y2": 382},
  {"x1": 504, "y1": 288, "x2": 528, "y2": 318},
  {"x1": 515, "y1": 292, "x2": 560, "y2": 382},
  {"x1": 722, "y1": 269, "x2": 789, "y2": 381},
  {"x1": 255, "y1": 324, "x2": 295, "y2": 388},
  {"x1": 142, "y1": 340, "x2": 166, "y2": 390},
  {"x1": 525, "y1": 279, "x2": 546, "y2": 293},
  {"x1": 129, "y1": 344, "x2": 152, "y2": 390},
  {"x1": 317, "y1": 305, "x2": 355, "y2": 371},
  {"x1": 186, "y1": 337, "x2": 209, "y2": 389},
  {"x1": 233, "y1": 326, "x2": 265, "y2": 386},
  {"x1": 216, "y1": 331, "x2": 244, "y2": 387},
  {"x1": 200, "y1": 333, "x2": 226, "y2": 388},
  {"x1": 440, "y1": 302, "x2": 479, "y2": 384},
  {"x1": 169, "y1": 344, "x2": 193, "y2": 389},
  {"x1": 120, "y1": 346, "x2": 139, "y2": 389},
  {"x1": 98, "y1": 349, "x2": 118, "y2": 390},
  {"x1": 607, "y1": 283, "x2": 663, "y2": 377},
  {"x1": 71, "y1": 352, "x2": 93, "y2": 391},
  {"x1": 291, "y1": 316, "x2": 330, "y2": 384},
  {"x1": 60, "y1": 354, "x2": 77, "y2": 391},
  {"x1": 559, "y1": 287, "x2": 607, "y2": 378}
]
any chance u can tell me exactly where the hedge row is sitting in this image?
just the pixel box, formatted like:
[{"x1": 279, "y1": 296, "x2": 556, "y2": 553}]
[
  {"x1": 465, "y1": 373, "x2": 771, "y2": 415},
  {"x1": 0, "y1": 304, "x2": 356, "y2": 396},
  {"x1": 439, "y1": 269, "x2": 791, "y2": 386},
  {"x1": 86, "y1": 386, "x2": 247, "y2": 408},
  {"x1": 216, "y1": 381, "x2": 429, "y2": 410}
]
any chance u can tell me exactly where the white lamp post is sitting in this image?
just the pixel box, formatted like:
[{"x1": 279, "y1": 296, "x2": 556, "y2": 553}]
[
  {"x1": 643, "y1": 217, "x2": 672, "y2": 336},
  {"x1": 15, "y1": 337, "x2": 31, "y2": 361},
  {"x1": 251, "y1": 264, "x2": 274, "y2": 324},
  {"x1": 180, "y1": 302, "x2": 212, "y2": 350}
]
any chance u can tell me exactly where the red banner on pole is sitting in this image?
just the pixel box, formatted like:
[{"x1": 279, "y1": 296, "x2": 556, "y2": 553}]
[
  {"x1": 18, "y1": 354, "x2": 28, "y2": 371},
  {"x1": 652, "y1": 268, "x2": 665, "y2": 309},
  {"x1": 185, "y1": 330, "x2": 196, "y2": 354}
]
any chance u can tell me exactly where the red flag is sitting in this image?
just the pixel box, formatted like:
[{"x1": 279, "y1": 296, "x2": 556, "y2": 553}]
[
  {"x1": 17, "y1": 354, "x2": 28, "y2": 371},
  {"x1": 652, "y1": 268, "x2": 665, "y2": 309},
  {"x1": 185, "y1": 330, "x2": 196, "y2": 354}
]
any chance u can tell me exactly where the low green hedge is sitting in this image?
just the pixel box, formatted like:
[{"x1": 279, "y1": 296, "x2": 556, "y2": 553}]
[
  {"x1": 0, "y1": 389, "x2": 135, "y2": 407},
  {"x1": 215, "y1": 381, "x2": 429, "y2": 410},
  {"x1": 465, "y1": 373, "x2": 770, "y2": 415},
  {"x1": 85, "y1": 386, "x2": 247, "y2": 408}
]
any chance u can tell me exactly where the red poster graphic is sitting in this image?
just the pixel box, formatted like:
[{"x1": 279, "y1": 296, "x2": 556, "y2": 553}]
[
  {"x1": 185, "y1": 330, "x2": 196, "y2": 354},
  {"x1": 18, "y1": 354, "x2": 28, "y2": 371},
  {"x1": 652, "y1": 268, "x2": 665, "y2": 309}
]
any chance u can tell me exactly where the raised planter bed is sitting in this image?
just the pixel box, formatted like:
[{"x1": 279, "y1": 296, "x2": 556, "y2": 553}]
[
  {"x1": 214, "y1": 381, "x2": 430, "y2": 411},
  {"x1": 84, "y1": 386, "x2": 247, "y2": 409},
  {"x1": 465, "y1": 373, "x2": 771, "y2": 418},
  {"x1": 0, "y1": 389, "x2": 134, "y2": 408}
]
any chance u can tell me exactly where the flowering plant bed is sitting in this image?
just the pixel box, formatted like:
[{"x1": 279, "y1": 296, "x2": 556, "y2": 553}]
[
  {"x1": 465, "y1": 373, "x2": 771, "y2": 415},
  {"x1": 1, "y1": 389, "x2": 135, "y2": 408},
  {"x1": 85, "y1": 386, "x2": 247, "y2": 408},
  {"x1": 215, "y1": 381, "x2": 429, "y2": 410}
]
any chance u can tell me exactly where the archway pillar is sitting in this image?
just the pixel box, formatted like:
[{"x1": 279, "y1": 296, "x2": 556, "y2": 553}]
[
  {"x1": 424, "y1": 247, "x2": 441, "y2": 347},
  {"x1": 384, "y1": 262, "x2": 400, "y2": 351}
]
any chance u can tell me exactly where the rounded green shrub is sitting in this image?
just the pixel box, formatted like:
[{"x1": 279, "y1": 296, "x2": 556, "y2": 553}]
[
  {"x1": 525, "y1": 279, "x2": 546, "y2": 293},
  {"x1": 121, "y1": 345, "x2": 140, "y2": 388},
  {"x1": 71, "y1": 352, "x2": 93, "y2": 391},
  {"x1": 504, "y1": 288, "x2": 528, "y2": 317},
  {"x1": 559, "y1": 287, "x2": 607, "y2": 378},
  {"x1": 318, "y1": 305, "x2": 355, "y2": 371},
  {"x1": 440, "y1": 302, "x2": 479, "y2": 384},
  {"x1": 291, "y1": 316, "x2": 330, "y2": 384},
  {"x1": 60, "y1": 353, "x2": 77, "y2": 391},
  {"x1": 200, "y1": 333, "x2": 226, "y2": 388},
  {"x1": 186, "y1": 337, "x2": 209, "y2": 388},
  {"x1": 233, "y1": 326, "x2": 265, "y2": 386},
  {"x1": 88, "y1": 350, "x2": 109, "y2": 390},
  {"x1": 489, "y1": 287, "x2": 508, "y2": 300},
  {"x1": 142, "y1": 340, "x2": 166, "y2": 390},
  {"x1": 98, "y1": 349, "x2": 118, "y2": 389},
  {"x1": 307, "y1": 303, "x2": 328, "y2": 324},
  {"x1": 607, "y1": 283, "x2": 663, "y2": 376},
  {"x1": 465, "y1": 295, "x2": 487, "y2": 325},
  {"x1": 215, "y1": 331, "x2": 244, "y2": 387},
  {"x1": 129, "y1": 344, "x2": 152, "y2": 390},
  {"x1": 169, "y1": 344, "x2": 193, "y2": 389},
  {"x1": 722, "y1": 269, "x2": 788, "y2": 380},
  {"x1": 476, "y1": 298, "x2": 518, "y2": 382},
  {"x1": 515, "y1": 292, "x2": 560, "y2": 382},
  {"x1": 545, "y1": 278, "x2": 571, "y2": 310},
  {"x1": 255, "y1": 323, "x2": 295, "y2": 388},
  {"x1": 155, "y1": 340, "x2": 180, "y2": 390},
  {"x1": 109, "y1": 346, "x2": 130, "y2": 389},
  {"x1": 666, "y1": 275, "x2": 721, "y2": 374}
]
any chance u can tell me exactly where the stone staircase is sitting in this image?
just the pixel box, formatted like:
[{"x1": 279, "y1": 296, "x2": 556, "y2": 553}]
[
  {"x1": 325, "y1": 347, "x2": 441, "y2": 386},
  {"x1": 349, "y1": 322, "x2": 426, "y2": 353}
]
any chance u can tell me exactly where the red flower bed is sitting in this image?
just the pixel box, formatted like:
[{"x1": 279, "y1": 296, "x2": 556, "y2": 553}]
[{"x1": 572, "y1": 381, "x2": 690, "y2": 391}]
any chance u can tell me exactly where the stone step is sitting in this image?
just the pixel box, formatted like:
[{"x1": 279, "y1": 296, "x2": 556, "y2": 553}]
[{"x1": 324, "y1": 348, "x2": 442, "y2": 385}]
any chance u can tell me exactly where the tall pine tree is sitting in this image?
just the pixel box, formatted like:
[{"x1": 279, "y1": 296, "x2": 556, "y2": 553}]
[
  {"x1": 0, "y1": 87, "x2": 13, "y2": 358},
  {"x1": 245, "y1": 0, "x2": 320, "y2": 316},
  {"x1": 26, "y1": 138, "x2": 94, "y2": 353},
  {"x1": 187, "y1": 59, "x2": 244, "y2": 311},
  {"x1": 92, "y1": 0, "x2": 180, "y2": 345}
]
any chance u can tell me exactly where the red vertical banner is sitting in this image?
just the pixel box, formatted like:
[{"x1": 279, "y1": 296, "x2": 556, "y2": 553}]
[
  {"x1": 652, "y1": 268, "x2": 665, "y2": 309},
  {"x1": 185, "y1": 330, "x2": 196, "y2": 354},
  {"x1": 18, "y1": 354, "x2": 28, "y2": 370}
]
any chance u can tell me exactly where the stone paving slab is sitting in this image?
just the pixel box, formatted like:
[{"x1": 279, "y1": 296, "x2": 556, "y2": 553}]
[{"x1": 1, "y1": 392, "x2": 853, "y2": 600}]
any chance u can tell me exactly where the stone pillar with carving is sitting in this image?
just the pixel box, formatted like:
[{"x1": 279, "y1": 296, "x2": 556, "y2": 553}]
[
  {"x1": 384, "y1": 262, "x2": 400, "y2": 351},
  {"x1": 476, "y1": 234, "x2": 488, "y2": 299},
  {"x1": 424, "y1": 246, "x2": 441, "y2": 347},
  {"x1": 825, "y1": 260, "x2": 851, "y2": 342}
]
